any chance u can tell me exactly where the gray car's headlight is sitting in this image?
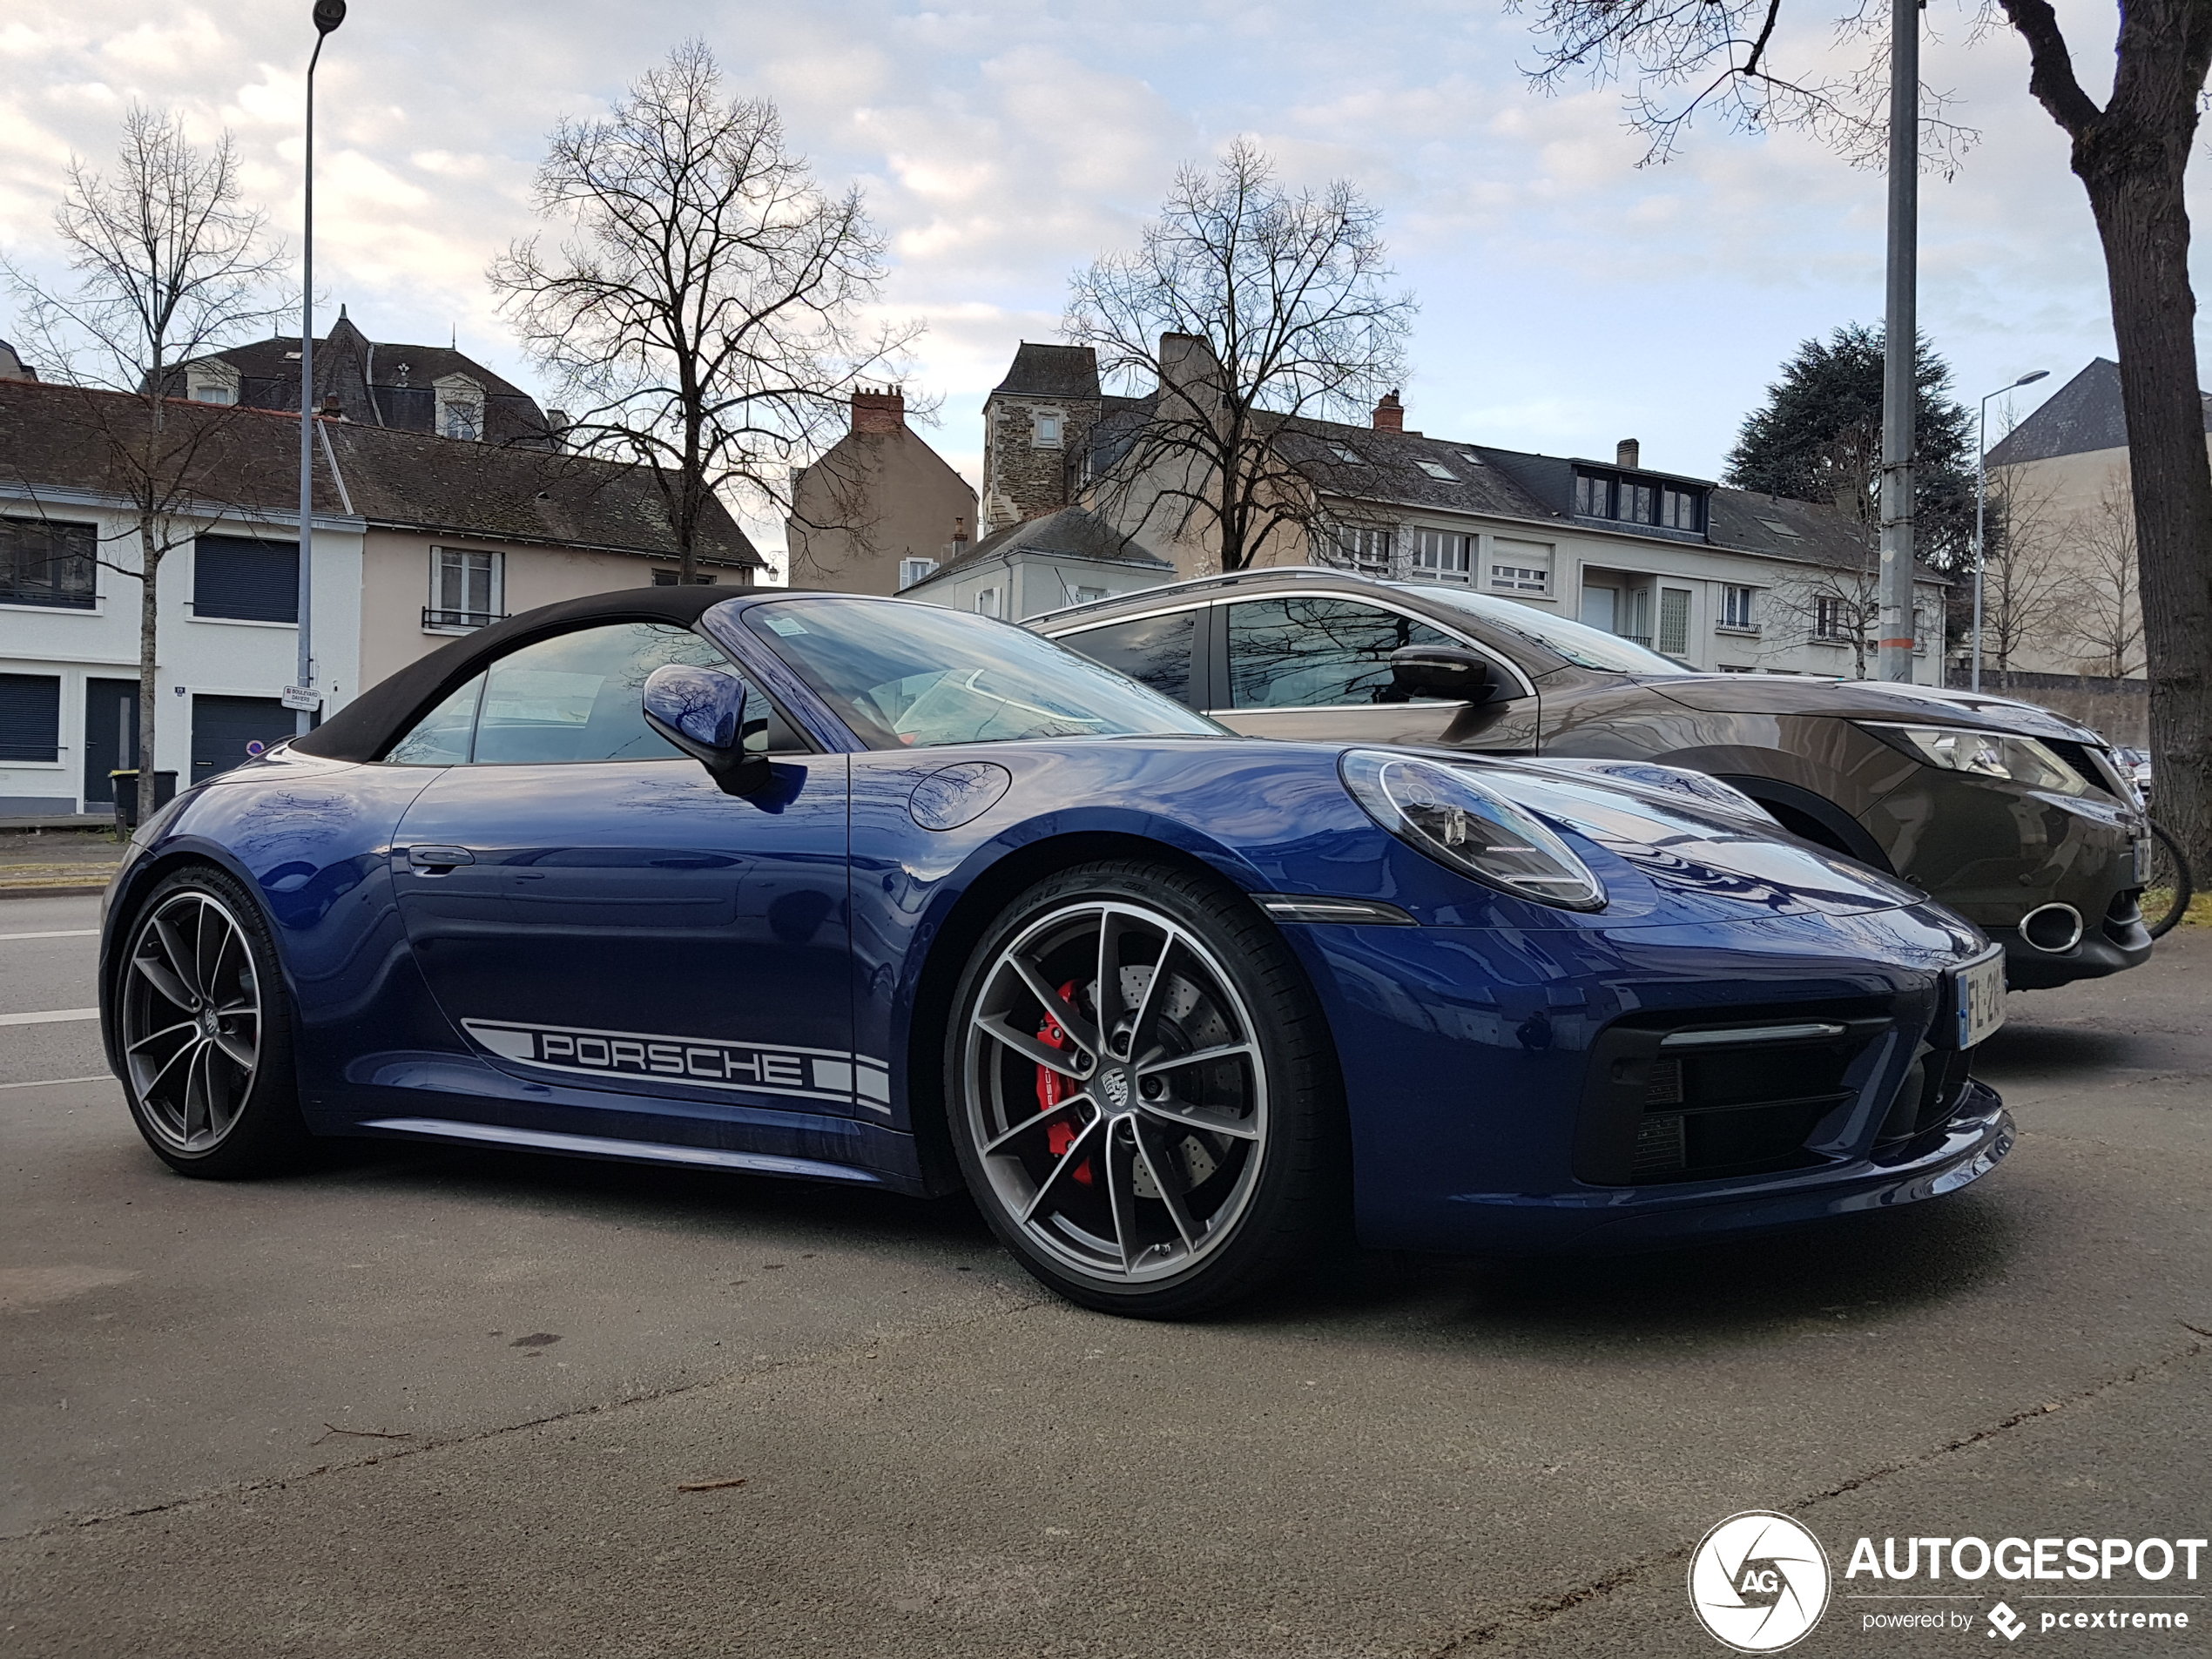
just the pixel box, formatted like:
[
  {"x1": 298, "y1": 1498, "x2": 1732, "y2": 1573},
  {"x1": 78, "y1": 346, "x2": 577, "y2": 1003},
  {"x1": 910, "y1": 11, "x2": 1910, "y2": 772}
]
[
  {"x1": 1858, "y1": 722, "x2": 2089, "y2": 796},
  {"x1": 1340, "y1": 750, "x2": 1606, "y2": 910}
]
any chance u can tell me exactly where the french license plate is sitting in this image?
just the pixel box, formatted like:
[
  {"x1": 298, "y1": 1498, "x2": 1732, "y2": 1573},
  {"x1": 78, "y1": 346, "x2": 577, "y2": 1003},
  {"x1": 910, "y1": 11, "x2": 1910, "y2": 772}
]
[
  {"x1": 1952, "y1": 950, "x2": 2007, "y2": 1049},
  {"x1": 2134, "y1": 835, "x2": 2152, "y2": 883}
]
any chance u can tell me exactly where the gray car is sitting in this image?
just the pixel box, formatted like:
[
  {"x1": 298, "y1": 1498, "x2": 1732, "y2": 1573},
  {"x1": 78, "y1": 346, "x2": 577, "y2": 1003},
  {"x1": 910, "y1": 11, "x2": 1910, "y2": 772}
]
[{"x1": 1032, "y1": 566, "x2": 2152, "y2": 990}]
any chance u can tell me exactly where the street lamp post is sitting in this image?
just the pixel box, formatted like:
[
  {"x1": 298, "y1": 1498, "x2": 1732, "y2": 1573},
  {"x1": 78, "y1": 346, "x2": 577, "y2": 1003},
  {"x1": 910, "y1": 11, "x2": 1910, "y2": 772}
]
[
  {"x1": 294, "y1": 0, "x2": 346, "y2": 736},
  {"x1": 1972, "y1": 368, "x2": 2050, "y2": 694}
]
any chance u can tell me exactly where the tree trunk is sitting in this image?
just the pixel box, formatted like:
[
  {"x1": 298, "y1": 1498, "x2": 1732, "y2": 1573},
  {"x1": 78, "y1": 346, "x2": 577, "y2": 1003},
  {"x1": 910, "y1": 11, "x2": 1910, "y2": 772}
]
[
  {"x1": 2079, "y1": 145, "x2": 2212, "y2": 867},
  {"x1": 137, "y1": 513, "x2": 159, "y2": 828}
]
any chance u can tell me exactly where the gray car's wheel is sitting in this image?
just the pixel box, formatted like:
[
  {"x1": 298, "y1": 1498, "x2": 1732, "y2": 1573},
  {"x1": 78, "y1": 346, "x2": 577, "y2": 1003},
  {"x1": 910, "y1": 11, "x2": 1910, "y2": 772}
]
[
  {"x1": 948, "y1": 860, "x2": 1346, "y2": 1318},
  {"x1": 116, "y1": 867, "x2": 306, "y2": 1177}
]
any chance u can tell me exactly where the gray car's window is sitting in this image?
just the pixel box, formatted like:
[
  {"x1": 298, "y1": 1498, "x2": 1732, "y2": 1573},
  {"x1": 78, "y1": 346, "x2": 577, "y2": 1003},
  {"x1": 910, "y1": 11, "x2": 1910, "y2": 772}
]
[
  {"x1": 745, "y1": 597, "x2": 1220, "y2": 750},
  {"x1": 1224, "y1": 597, "x2": 1455, "y2": 710},
  {"x1": 381, "y1": 622, "x2": 800, "y2": 765},
  {"x1": 1400, "y1": 583, "x2": 1689, "y2": 675},
  {"x1": 1057, "y1": 610, "x2": 1200, "y2": 705}
]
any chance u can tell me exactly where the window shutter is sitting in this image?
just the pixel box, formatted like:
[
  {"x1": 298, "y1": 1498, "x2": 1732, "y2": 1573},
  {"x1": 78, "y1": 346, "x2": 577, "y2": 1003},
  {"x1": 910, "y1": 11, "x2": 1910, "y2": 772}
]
[
  {"x1": 194, "y1": 536, "x2": 300, "y2": 623},
  {"x1": 0, "y1": 674, "x2": 61, "y2": 761}
]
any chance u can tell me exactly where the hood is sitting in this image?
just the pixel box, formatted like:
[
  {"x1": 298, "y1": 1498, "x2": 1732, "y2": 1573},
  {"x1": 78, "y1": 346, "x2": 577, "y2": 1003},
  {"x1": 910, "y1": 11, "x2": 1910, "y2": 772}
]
[{"x1": 1647, "y1": 672, "x2": 2103, "y2": 743}]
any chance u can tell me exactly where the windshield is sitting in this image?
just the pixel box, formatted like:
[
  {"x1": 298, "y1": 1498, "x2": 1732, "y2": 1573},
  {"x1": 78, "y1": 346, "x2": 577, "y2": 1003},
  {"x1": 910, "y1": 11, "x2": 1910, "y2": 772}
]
[
  {"x1": 742, "y1": 597, "x2": 1224, "y2": 750},
  {"x1": 1395, "y1": 583, "x2": 1691, "y2": 676}
]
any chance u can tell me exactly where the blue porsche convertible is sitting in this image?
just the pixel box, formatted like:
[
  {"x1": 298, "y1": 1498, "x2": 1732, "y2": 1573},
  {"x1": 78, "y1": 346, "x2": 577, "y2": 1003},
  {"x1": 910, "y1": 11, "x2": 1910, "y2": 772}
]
[{"x1": 98, "y1": 587, "x2": 2013, "y2": 1315}]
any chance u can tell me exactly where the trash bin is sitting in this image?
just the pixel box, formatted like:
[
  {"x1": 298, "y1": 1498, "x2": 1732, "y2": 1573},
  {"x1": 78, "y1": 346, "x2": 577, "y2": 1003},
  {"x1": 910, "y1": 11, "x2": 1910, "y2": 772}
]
[{"x1": 109, "y1": 769, "x2": 178, "y2": 833}]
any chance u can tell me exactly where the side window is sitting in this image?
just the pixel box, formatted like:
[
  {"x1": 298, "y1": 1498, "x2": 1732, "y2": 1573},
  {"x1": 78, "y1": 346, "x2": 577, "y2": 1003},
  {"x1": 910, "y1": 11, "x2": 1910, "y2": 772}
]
[
  {"x1": 381, "y1": 622, "x2": 806, "y2": 765},
  {"x1": 1057, "y1": 610, "x2": 1200, "y2": 705},
  {"x1": 1224, "y1": 597, "x2": 1456, "y2": 710}
]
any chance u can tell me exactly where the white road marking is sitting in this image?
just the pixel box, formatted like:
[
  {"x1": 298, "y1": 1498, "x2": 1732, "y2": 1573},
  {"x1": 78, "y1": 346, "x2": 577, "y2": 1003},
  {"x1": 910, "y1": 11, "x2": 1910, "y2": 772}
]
[
  {"x1": 0, "y1": 1008, "x2": 99, "y2": 1026},
  {"x1": 0, "y1": 929, "x2": 99, "y2": 941},
  {"x1": 0, "y1": 1075, "x2": 111, "y2": 1090}
]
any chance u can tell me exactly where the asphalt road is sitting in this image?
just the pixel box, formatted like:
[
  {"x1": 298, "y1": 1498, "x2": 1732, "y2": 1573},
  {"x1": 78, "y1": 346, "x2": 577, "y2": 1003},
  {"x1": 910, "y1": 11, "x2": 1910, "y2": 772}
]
[{"x1": 2, "y1": 892, "x2": 2206, "y2": 1657}]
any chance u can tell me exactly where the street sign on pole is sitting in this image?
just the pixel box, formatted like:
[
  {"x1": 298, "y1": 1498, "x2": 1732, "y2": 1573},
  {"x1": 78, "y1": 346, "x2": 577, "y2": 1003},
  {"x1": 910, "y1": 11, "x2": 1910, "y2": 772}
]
[{"x1": 281, "y1": 685, "x2": 322, "y2": 713}]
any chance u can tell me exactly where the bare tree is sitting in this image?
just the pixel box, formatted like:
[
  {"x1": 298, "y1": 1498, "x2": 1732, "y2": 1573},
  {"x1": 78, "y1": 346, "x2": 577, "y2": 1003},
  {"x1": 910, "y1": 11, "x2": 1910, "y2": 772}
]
[
  {"x1": 489, "y1": 40, "x2": 916, "y2": 585},
  {"x1": 2060, "y1": 484, "x2": 2145, "y2": 679},
  {"x1": 1975, "y1": 463, "x2": 2080, "y2": 674},
  {"x1": 1063, "y1": 140, "x2": 1418, "y2": 576},
  {"x1": 3, "y1": 106, "x2": 288, "y2": 821},
  {"x1": 1516, "y1": 0, "x2": 2212, "y2": 866}
]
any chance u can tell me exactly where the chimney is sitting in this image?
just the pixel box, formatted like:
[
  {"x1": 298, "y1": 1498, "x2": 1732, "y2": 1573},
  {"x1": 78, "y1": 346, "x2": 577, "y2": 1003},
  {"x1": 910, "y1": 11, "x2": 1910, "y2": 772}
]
[
  {"x1": 853, "y1": 387, "x2": 906, "y2": 435},
  {"x1": 943, "y1": 516, "x2": 970, "y2": 562},
  {"x1": 1372, "y1": 391, "x2": 1405, "y2": 432},
  {"x1": 319, "y1": 394, "x2": 343, "y2": 419},
  {"x1": 1616, "y1": 438, "x2": 1641, "y2": 469},
  {"x1": 1157, "y1": 333, "x2": 1223, "y2": 401}
]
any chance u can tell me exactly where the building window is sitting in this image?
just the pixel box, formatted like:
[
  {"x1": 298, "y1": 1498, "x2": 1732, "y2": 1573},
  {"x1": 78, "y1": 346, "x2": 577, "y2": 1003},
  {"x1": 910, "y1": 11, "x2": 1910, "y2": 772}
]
[
  {"x1": 1487, "y1": 537, "x2": 1553, "y2": 595},
  {"x1": 975, "y1": 587, "x2": 1001, "y2": 618},
  {"x1": 1658, "y1": 587, "x2": 1690, "y2": 657},
  {"x1": 1032, "y1": 412, "x2": 1062, "y2": 448},
  {"x1": 193, "y1": 534, "x2": 299, "y2": 624},
  {"x1": 651, "y1": 570, "x2": 718, "y2": 586},
  {"x1": 1410, "y1": 528, "x2": 1472, "y2": 582},
  {"x1": 1815, "y1": 596, "x2": 1851, "y2": 641},
  {"x1": 1913, "y1": 606, "x2": 1929, "y2": 656},
  {"x1": 1721, "y1": 584, "x2": 1757, "y2": 630},
  {"x1": 1329, "y1": 443, "x2": 1368, "y2": 467},
  {"x1": 1325, "y1": 524, "x2": 1393, "y2": 575},
  {"x1": 1621, "y1": 482, "x2": 1656, "y2": 525},
  {"x1": 1074, "y1": 585, "x2": 1108, "y2": 604},
  {"x1": 1661, "y1": 487, "x2": 1702, "y2": 531},
  {"x1": 1574, "y1": 473, "x2": 1611, "y2": 517},
  {"x1": 1416, "y1": 460, "x2": 1457, "y2": 481},
  {"x1": 899, "y1": 557, "x2": 938, "y2": 590},
  {"x1": 189, "y1": 379, "x2": 234, "y2": 405},
  {"x1": 435, "y1": 375, "x2": 484, "y2": 442},
  {"x1": 426, "y1": 547, "x2": 503, "y2": 631},
  {"x1": 1575, "y1": 469, "x2": 1704, "y2": 531},
  {"x1": 0, "y1": 673, "x2": 61, "y2": 762},
  {"x1": 0, "y1": 516, "x2": 97, "y2": 610}
]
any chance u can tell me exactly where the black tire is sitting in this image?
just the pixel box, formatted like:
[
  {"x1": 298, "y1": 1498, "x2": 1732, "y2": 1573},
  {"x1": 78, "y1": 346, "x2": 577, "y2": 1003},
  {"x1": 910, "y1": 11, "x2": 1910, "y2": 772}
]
[
  {"x1": 2144, "y1": 822, "x2": 2193, "y2": 941},
  {"x1": 113, "y1": 865, "x2": 308, "y2": 1177},
  {"x1": 945, "y1": 859, "x2": 1347, "y2": 1318}
]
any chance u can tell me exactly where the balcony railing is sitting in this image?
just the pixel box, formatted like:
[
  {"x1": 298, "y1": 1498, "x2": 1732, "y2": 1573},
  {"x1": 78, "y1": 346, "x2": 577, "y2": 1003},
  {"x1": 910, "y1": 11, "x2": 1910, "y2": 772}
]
[{"x1": 422, "y1": 606, "x2": 506, "y2": 631}]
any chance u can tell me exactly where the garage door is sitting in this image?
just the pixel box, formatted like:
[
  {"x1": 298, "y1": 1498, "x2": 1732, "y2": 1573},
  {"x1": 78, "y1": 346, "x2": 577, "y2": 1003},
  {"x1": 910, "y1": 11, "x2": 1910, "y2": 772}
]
[{"x1": 191, "y1": 696, "x2": 293, "y2": 782}]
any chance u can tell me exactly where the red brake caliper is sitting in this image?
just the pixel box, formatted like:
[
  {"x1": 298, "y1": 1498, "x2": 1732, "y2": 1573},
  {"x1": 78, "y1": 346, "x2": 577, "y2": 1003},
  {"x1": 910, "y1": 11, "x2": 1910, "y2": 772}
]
[{"x1": 1035, "y1": 980, "x2": 1094, "y2": 1187}]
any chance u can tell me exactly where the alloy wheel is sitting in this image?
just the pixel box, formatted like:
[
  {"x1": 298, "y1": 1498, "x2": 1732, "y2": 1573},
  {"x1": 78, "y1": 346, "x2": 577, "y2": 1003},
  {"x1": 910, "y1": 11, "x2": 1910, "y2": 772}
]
[
  {"x1": 962, "y1": 900, "x2": 1269, "y2": 1285},
  {"x1": 120, "y1": 890, "x2": 263, "y2": 1155}
]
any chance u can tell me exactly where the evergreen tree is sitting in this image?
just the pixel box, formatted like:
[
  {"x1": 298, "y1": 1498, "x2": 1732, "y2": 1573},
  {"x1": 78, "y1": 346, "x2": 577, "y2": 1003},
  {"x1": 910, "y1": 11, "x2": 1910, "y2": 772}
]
[{"x1": 1723, "y1": 325, "x2": 1975, "y2": 570}]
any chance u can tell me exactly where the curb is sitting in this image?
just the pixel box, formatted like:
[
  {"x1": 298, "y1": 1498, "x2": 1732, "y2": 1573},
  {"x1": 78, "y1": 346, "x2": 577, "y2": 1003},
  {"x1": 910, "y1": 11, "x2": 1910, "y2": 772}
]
[{"x1": 0, "y1": 882, "x2": 112, "y2": 900}]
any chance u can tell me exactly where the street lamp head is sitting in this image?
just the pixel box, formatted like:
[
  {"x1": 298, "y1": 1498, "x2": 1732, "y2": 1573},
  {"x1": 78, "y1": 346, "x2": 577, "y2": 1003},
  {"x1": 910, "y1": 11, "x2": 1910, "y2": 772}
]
[
  {"x1": 313, "y1": 0, "x2": 346, "y2": 35},
  {"x1": 2014, "y1": 369, "x2": 2049, "y2": 387}
]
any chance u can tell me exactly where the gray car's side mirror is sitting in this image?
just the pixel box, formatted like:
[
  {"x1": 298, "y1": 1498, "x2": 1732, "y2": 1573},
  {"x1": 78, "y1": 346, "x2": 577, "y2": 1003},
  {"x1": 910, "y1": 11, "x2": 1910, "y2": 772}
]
[
  {"x1": 643, "y1": 663, "x2": 765, "y2": 796},
  {"x1": 1390, "y1": 644, "x2": 1508, "y2": 705}
]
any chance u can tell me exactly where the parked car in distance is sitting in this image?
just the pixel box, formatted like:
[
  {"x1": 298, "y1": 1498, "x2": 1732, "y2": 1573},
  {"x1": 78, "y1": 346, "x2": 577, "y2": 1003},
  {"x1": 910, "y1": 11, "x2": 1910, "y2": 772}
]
[
  {"x1": 2114, "y1": 746, "x2": 2153, "y2": 806},
  {"x1": 1034, "y1": 566, "x2": 2152, "y2": 990},
  {"x1": 100, "y1": 586, "x2": 2013, "y2": 1318}
]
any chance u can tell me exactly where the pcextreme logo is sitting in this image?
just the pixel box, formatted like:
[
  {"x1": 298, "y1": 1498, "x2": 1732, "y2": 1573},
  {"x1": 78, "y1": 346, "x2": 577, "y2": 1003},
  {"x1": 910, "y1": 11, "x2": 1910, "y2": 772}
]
[{"x1": 1689, "y1": 1511, "x2": 1833, "y2": 1652}]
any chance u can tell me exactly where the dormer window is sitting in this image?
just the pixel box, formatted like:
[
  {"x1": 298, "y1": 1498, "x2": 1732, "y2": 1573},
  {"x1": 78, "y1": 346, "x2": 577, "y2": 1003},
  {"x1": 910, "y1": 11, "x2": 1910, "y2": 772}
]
[
  {"x1": 1032, "y1": 411, "x2": 1062, "y2": 448},
  {"x1": 185, "y1": 361, "x2": 239, "y2": 405},
  {"x1": 435, "y1": 374, "x2": 484, "y2": 442},
  {"x1": 1575, "y1": 468, "x2": 1703, "y2": 532}
]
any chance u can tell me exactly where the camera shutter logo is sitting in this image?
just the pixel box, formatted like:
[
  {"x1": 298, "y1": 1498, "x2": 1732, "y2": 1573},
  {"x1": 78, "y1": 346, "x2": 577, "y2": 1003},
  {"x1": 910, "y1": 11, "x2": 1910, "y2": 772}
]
[{"x1": 1688, "y1": 1511, "x2": 1831, "y2": 1652}]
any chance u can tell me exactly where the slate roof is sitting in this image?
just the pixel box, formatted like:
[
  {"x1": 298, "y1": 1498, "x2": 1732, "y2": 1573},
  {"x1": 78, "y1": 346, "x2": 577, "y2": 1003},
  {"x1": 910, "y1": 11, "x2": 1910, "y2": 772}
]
[
  {"x1": 172, "y1": 312, "x2": 556, "y2": 447},
  {"x1": 1985, "y1": 357, "x2": 2212, "y2": 466},
  {"x1": 991, "y1": 343, "x2": 1103, "y2": 401},
  {"x1": 0, "y1": 378, "x2": 761, "y2": 568},
  {"x1": 924, "y1": 504, "x2": 1172, "y2": 583}
]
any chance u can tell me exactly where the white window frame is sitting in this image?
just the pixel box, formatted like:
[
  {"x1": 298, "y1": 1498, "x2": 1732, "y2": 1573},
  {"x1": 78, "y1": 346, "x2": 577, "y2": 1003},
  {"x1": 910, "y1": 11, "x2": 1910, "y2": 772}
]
[
  {"x1": 974, "y1": 587, "x2": 1002, "y2": 618},
  {"x1": 1410, "y1": 527, "x2": 1473, "y2": 583},
  {"x1": 1031, "y1": 411, "x2": 1062, "y2": 448},
  {"x1": 898, "y1": 557, "x2": 938, "y2": 590},
  {"x1": 426, "y1": 545, "x2": 503, "y2": 633},
  {"x1": 1720, "y1": 584, "x2": 1758, "y2": 631},
  {"x1": 435, "y1": 374, "x2": 485, "y2": 442}
]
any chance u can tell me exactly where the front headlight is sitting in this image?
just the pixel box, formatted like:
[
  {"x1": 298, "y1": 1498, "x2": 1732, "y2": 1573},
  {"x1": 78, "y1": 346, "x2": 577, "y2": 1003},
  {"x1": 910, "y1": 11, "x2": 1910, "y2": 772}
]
[
  {"x1": 1860, "y1": 723, "x2": 2090, "y2": 796},
  {"x1": 1340, "y1": 750, "x2": 1606, "y2": 910}
]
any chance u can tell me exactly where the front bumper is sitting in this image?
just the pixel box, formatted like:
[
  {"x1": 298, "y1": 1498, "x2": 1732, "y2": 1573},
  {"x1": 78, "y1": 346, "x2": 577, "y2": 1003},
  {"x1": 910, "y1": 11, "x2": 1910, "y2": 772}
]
[{"x1": 1278, "y1": 907, "x2": 2014, "y2": 1256}]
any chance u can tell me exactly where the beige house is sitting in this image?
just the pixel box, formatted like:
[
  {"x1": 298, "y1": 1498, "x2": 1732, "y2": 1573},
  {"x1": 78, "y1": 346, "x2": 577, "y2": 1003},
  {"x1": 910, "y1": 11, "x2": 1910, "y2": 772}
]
[
  {"x1": 1979, "y1": 358, "x2": 2198, "y2": 682},
  {"x1": 786, "y1": 389, "x2": 977, "y2": 596}
]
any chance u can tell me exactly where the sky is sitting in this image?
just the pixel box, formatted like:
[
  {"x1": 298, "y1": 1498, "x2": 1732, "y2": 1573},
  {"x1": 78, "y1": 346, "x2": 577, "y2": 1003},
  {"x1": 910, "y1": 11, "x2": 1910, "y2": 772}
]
[{"x1": 1, "y1": 0, "x2": 2189, "y2": 566}]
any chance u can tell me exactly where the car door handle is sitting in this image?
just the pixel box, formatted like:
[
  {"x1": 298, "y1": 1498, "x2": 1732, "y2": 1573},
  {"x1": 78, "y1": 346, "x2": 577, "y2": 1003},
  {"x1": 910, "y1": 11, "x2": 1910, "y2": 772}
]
[{"x1": 408, "y1": 845, "x2": 475, "y2": 873}]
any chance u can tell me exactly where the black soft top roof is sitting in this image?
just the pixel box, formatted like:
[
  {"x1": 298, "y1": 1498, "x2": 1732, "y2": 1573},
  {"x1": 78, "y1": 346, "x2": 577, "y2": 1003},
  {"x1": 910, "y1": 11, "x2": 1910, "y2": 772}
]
[{"x1": 292, "y1": 585, "x2": 736, "y2": 764}]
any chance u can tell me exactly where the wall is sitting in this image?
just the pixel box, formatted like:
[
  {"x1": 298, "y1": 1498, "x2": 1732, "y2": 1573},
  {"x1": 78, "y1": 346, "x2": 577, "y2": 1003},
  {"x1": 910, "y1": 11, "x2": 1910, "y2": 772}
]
[
  {"x1": 0, "y1": 491, "x2": 363, "y2": 815},
  {"x1": 358, "y1": 529, "x2": 700, "y2": 690},
  {"x1": 907, "y1": 551, "x2": 1176, "y2": 622},
  {"x1": 786, "y1": 426, "x2": 976, "y2": 597},
  {"x1": 981, "y1": 395, "x2": 1096, "y2": 535}
]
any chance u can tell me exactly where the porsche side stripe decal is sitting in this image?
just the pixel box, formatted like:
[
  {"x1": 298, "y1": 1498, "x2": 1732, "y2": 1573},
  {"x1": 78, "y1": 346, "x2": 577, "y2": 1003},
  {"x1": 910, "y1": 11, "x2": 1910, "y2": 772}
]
[{"x1": 462, "y1": 1019, "x2": 893, "y2": 1114}]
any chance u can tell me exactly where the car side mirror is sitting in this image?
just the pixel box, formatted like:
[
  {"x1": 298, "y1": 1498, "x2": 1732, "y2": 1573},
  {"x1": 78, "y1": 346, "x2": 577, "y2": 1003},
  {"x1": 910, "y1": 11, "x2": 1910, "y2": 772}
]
[
  {"x1": 643, "y1": 663, "x2": 766, "y2": 796},
  {"x1": 1390, "y1": 644, "x2": 1508, "y2": 706}
]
